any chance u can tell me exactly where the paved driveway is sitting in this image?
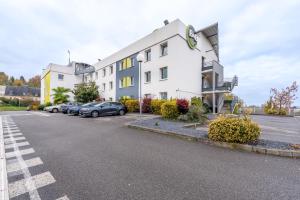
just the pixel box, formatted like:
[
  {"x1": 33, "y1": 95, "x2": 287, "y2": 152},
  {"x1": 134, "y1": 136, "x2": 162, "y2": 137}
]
[
  {"x1": 251, "y1": 115, "x2": 300, "y2": 144},
  {"x1": 1, "y1": 111, "x2": 300, "y2": 200}
]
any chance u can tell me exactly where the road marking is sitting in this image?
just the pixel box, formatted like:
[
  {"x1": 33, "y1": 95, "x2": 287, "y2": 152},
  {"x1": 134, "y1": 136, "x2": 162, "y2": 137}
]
[
  {"x1": 3, "y1": 117, "x2": 42, "y2": 199},
  {"x1": 4, "y1": 136, "x2": 26, "y2": 143},
  {"x1": 56, "y1": 195, "x2": 70, "y2": 200},
  {"x1": 7, "y1": 157, "x2": 43, "y2": 173},
  {"x1": 9, "y1": 171, "x2": 56, "y2": 198},
  {"x1": 4, "y1": 133, "x2": 23, "y2": 138},
  {"x1": 5, "y1": 141, "x2": 30, "y2": 149},
  {"x1": 0, "y1": 116, "x2": 9, "y2": 200},
  {"x1": 31, "y1": 112, "x2": 51, "y2": 117},
  {"x1": 5, "y1": 148, "x2": 35, "y2": 159}
]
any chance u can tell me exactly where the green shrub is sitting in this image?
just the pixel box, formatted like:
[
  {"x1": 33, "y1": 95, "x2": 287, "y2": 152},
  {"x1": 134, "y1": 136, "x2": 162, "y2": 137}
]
[
  {"x1": 278, "y1": 109, "x2": 287, "y2": 115},
  {"x1": 45, "y1": 102, "x2": 52, "y2": 107},
  {"x1": 191, "y1": 96, "x2": 202, "y2": 107},
  {"x1": 150, "y1": 99, "x2": 167, "y2": 115},
  {"x1": 178, "y1": 105, "x2": 208, "y2": 123},
  {"x1": 161, "y1": 101, "x2": 179, "y2": 119},
  {"x1": 208, "y1": 116, "x2": 261, "y2": 143},
  {"x1": 38, "y1": 104, "x2": 45, "y2": 110},
  {"x1": 125, "y1": 99, "x2": 139, "y2": 112},
  {"x1": 266, "y1": 108, "x2": 277, "y2": 115}
]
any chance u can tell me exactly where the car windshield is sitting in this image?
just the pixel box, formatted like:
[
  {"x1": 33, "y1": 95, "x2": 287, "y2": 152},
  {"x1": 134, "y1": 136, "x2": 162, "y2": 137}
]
[{"x1": 94, "y1": 102, "x2": 107, "y2": 107}]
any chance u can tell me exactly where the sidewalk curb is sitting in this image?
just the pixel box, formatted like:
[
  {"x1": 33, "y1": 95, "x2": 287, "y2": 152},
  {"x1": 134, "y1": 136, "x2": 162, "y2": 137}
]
[{"x1": 127, "y1": 123, "x2": 300, "y2": 159}]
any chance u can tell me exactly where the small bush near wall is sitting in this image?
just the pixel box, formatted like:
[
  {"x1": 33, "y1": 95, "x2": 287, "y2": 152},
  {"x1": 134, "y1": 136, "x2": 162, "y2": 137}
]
[
  {"x1": 176, "y1": 99, "x2": 189, "y2": 114},
  {"x1": 125, "y1": 99, "x2": 139, "y2": 112},
  {"x1": 161, "y1": 101, "x2": 179, "y2": 119},
  {"x1": 142, "y1": 98, "x2": 152, "y2": 113},
  {"x1": 151, "y1": 99, "x2": 167, "y2": 115},
  {"x1": 178, "y1": 105, "x2": 207, "y2": 124},
  {"x1": 208, "y1": 116, "x2": 261, "y2": 143},
  {"x1": 191, "y1": 96, "x2": 202, "y2": 107},
  {"x1": 45, "y1": 102, "x2": 52, "y2": 107}
]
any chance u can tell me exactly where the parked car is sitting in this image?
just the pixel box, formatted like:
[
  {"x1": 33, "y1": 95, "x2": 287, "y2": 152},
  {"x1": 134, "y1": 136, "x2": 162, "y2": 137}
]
[
  {"x1": 61, "y1": 102, "x2": 82, "y2": 114},
  {"x1": 68, "y1": 102, "x2": 98, "y2": 116},
  {"x1": 44, "y1": 104, "x2": 63, "y2": 113},
  {"x1": 79, "y1": 102, "x2": 127, "y2": 117}
]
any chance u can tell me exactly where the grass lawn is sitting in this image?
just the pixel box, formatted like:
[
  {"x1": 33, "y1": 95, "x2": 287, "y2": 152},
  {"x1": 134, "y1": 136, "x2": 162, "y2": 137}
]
[{"x1": 0, "y1": 105, "x2": 28, "y2": 111}]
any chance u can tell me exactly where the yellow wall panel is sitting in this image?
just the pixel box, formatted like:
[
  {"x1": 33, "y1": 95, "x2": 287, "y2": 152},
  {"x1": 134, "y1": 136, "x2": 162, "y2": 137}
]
[{"x1": 44, "y1": 72, "x2": 51, "y2": 103}]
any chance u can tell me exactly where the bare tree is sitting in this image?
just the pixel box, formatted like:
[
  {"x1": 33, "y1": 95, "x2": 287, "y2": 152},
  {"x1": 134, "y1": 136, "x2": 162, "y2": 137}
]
[{"x1": 270, "y1": 81, "x2": 298, "y2": 110}]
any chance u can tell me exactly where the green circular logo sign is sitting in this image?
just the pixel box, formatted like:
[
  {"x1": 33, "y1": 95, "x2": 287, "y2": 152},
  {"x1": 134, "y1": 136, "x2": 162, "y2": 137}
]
[{"x1": 186, "y1": 25, "x2": 198, "y2": 49}]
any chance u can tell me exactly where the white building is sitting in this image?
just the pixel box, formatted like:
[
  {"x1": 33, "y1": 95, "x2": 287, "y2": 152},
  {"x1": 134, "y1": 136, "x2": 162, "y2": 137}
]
[{"x1": 41, "y1": 19, "x2": 237, "y2": 113}]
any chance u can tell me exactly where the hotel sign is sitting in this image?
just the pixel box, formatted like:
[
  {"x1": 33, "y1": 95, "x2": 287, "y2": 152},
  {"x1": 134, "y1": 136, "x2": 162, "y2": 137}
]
[
  {"x1": 74, "y1": 62, "x2": 95, "y2": 75},
  {"x1": 186, "y1": 25, "x2": 198, "y2": 49}
]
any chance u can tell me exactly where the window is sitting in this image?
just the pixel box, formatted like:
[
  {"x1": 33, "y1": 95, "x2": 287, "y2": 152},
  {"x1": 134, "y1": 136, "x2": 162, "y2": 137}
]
[
  {"x1": 144, "y1": 93, "x2": 151, "y2": 98},
  {"x1": 120, "y1": 76, "x2": 134, "y2": 88},
  {"x1": 58, "y1": 74, "x2": 64, "y2": 80},
  {"x1": 119, "y1": 57, "x2": 134, "y2": 71},
  {"x1": 145, "y1": 71, "x2": 151, "y2": 83},
  {"x1": 145, "y1": 49, "x2": 151, "y2": 61},
  {"x1": 109, "y1": 65, "x2": 113, "y2": 74},
  {"x1": 102, "y1": 68, "x2": 106, "y2": 77},
  {"x1": 102, "y1": 83, "x2": 106, "y2": 91},
  {"x1": 109, "y1": 81, "x2": 113, "y2": 90},
  {"x1": 160, "y1": 67, "x2": 168, "y2": 80},
  {"x1": 160, "y1": 42, "x2": 168, "y2": 56},
  {"x1": 95, "y1": 72, "x2": 98, "y2": 80},
  {"x1": 160, "y1": 92, "x2": 168, "y2": 100},
  {"x1": 131, "y1": 57, "x2": 135, "y2": 67}
]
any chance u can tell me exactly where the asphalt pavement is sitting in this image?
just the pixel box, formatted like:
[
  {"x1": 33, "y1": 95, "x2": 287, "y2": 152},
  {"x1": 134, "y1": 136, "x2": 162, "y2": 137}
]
[{"x1": 1, "y1": 111, "x2": 300, "y2": 200}]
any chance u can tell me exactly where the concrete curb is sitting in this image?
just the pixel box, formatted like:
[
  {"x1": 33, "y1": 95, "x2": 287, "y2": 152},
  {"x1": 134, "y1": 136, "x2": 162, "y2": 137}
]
[{"x1": 127, "y1": 123, "x2": 300, "y2": 159}]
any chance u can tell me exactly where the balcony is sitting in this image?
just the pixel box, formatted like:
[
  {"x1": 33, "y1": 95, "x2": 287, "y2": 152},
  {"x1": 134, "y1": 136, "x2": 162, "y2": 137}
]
[{"x1": 202, "y1": 60, "x2": 223, "y2": 72}]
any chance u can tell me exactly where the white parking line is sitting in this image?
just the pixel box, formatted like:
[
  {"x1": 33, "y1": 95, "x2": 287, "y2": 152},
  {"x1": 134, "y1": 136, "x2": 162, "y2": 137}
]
[
  {"x1": 4, "y1": 117, "x2": 42, "y2": 199},
  {"x1": 4, "y1": 136, "x2": 26, "y2": 143},
  {"x1": 7, "y1": 157, "x2": 43, "y2": 173},
  {"x1": 31, "y1": 112, "x2": 51, "y2": 117},
  {"x1": 5, "y1": 148, "x2": 35, "y2": 159},
  {"x1": 0, "y1": 116, "x2": 9, "y2": 200},
  {"x1": 9, "y1": 171, "x2": 56, "y2": 198},
  {"x1": 5, "y1": 141, "x2": 30, "y2": 149},
  {"x1": 56, "y1": 195, "x2": 70, "y2": 200}
]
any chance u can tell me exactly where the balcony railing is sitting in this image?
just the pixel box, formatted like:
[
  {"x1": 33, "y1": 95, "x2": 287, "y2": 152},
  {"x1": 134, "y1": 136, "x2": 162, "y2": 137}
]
[{"x1": 202, "y1": 60, "x2": 224, "y2": 71}]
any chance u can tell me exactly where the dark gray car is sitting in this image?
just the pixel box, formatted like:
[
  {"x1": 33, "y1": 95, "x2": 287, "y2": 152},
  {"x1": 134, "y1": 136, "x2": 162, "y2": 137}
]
[{"x1": 79, "y1": 102, "x2": 127, "y2": 118}]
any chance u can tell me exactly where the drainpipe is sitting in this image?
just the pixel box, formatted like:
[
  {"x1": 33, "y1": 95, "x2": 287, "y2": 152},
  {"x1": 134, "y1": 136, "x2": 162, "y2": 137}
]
[{"x1": 212, "y1": 71, "x2": 216, "y2": 114}]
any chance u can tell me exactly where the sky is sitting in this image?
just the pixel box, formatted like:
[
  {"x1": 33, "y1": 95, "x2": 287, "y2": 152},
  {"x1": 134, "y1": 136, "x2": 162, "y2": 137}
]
[{"x1": 0, "y1": 0, "x2": 299, "y2": 106}]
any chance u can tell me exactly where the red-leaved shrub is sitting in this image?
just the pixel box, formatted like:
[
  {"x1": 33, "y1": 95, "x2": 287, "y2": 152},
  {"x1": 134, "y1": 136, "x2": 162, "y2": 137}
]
[
  {"x1": 142, "y1": 98, "x2": 152, "y2": 113},
  {"x1": 176, "y1": 99, "x2": 189, "y2": 114}
]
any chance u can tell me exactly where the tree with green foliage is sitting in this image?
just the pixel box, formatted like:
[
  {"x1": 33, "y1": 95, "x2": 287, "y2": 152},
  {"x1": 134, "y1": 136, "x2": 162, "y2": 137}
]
[
  {"x1": 0, "y1": 72, "x2": 9, "y2": 85},
  {"x1": 52, "y1": 87, "x2": 71, "y2": 104},
  {"x1": 73, "y1": 81, "x2": 99, "y2": 103}
]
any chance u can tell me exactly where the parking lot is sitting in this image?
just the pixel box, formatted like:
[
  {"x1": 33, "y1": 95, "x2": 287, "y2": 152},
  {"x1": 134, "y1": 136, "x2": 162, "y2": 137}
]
[
  {"x1": 1, "y1": 111, "x2": 300, "y2": 200},
  {"x1": 251, "y1": 115, "x2": 300, "y2": 144}
]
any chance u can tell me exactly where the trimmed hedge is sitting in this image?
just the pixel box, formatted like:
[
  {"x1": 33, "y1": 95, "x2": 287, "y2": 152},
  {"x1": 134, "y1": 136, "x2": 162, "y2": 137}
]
[
  {"x1": 161, "y1": 101, "x2": 179, "y2": 119},
  {"x1": 151, "y1": 99, "x2": 167, "y2": 115},
  {"x1": 125, "y1": 99, "x2": 139, "y2": 112},
  {"x1": 208, "y1": 116, "x2": 261, "y2": 143}
]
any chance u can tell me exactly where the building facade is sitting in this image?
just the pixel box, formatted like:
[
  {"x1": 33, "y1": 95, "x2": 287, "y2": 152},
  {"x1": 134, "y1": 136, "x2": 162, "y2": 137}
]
[{"x1": 40, "y1": 19, "x2": 237, "y2": 113}]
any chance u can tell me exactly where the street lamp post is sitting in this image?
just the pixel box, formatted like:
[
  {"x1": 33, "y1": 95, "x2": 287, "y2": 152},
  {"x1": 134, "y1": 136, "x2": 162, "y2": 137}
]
[{"x1": 137, "y1": 53, "x2": 144, "y2": 117}]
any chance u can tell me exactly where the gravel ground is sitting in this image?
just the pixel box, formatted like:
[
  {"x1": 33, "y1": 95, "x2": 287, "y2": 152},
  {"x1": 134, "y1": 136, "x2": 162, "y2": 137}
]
[{"x1": 131, "y1": 118, "x2": 294, "y2": 150}]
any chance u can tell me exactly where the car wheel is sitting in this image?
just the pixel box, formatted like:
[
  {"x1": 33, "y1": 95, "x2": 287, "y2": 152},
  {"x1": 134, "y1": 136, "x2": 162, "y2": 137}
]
[
  {"x1": 119, "y1": 110, "x2": 125, "y2": 116},
  {"x1": 53, "y1": 108, "x2": 58, "y2": 113},
  {"x1": 91, "y1": 111, "x2": 99, "y2": 118}
]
